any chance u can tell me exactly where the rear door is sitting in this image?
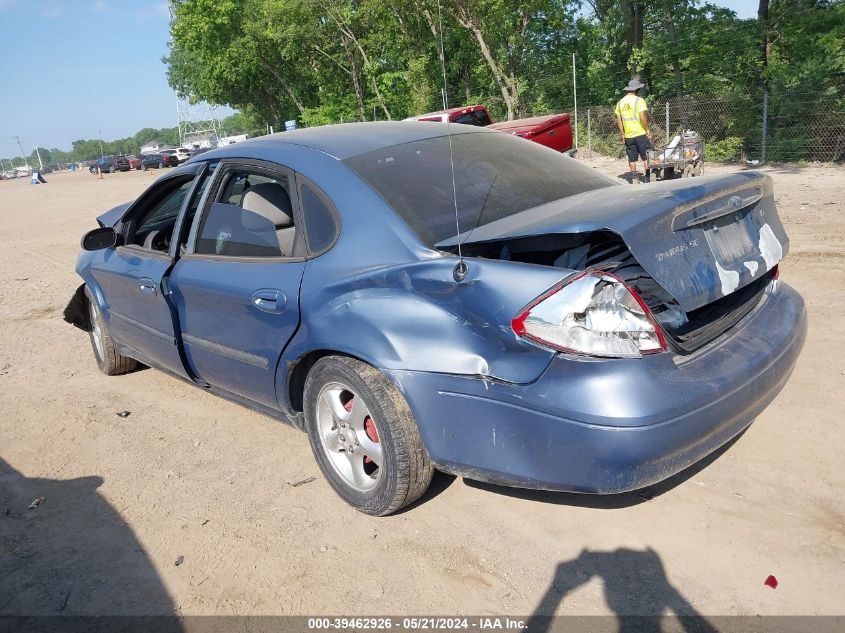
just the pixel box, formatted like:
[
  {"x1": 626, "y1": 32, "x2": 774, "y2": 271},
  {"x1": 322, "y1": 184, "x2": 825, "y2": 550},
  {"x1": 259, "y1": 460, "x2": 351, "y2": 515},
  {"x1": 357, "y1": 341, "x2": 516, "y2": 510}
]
[
  {"x1": 168, "y1": 160, "x2": 307, "y2": 408},
  {"x1": 90, "y1": 164, "x2": 211, "y2": 376}
]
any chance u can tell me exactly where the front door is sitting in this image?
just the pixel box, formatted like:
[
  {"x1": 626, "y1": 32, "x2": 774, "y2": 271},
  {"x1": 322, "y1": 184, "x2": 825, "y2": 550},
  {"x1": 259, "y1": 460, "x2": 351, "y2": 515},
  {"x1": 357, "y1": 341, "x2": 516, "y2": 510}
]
[
  {"x1": 90, "y1": 166, "x2": 208, "y2": 377},
  {"x1": 168, "y1": 161, "x2": 306, "y2": 408}
]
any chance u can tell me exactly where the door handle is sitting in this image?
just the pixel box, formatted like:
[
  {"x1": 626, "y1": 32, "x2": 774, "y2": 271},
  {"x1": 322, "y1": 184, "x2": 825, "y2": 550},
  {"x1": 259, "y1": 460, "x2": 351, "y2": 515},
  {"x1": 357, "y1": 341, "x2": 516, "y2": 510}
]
[
  {"x1": 251, "y1": 289, "x2": 286, "y2": 314},
  {"x1": 138, "y1": 278, "x2": 157, "y2": 296}
]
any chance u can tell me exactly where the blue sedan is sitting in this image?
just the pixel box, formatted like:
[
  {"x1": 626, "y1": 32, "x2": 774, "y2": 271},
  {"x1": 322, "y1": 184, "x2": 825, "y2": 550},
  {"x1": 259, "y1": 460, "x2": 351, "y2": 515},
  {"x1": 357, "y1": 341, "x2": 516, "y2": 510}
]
[{"x1": 64, "y1": 122, "x2": 806, "y2": 515}]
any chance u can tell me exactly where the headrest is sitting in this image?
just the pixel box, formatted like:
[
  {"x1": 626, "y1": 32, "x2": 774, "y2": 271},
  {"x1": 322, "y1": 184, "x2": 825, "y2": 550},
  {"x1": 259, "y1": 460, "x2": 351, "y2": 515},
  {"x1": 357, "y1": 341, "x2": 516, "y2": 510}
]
[{"x1": 241, "y1": 182, "x2": 293, "y2": 229}]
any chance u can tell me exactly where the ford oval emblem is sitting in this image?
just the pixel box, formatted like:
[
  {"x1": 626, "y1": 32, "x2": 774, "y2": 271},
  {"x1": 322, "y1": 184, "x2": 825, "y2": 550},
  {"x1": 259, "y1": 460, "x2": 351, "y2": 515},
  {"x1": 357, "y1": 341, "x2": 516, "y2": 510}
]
[{"x1": 729, "y1": 196, "x2": 743, "y2": 209}]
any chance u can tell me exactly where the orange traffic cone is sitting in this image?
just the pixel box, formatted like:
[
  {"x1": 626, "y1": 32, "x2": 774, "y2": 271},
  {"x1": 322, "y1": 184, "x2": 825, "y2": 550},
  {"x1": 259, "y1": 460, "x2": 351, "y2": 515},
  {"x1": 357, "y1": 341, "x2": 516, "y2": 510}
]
[
  {"x1": 96, "y1": 167, "x2": 103, "y2": 180},
  {"x1": 148, "y1": 168, "x2": 153, "y2": 176}
]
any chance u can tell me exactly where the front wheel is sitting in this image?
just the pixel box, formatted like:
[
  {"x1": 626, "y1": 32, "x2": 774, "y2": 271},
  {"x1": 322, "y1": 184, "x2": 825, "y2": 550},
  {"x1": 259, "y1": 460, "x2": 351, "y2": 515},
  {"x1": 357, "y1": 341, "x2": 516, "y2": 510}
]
[
  {"x1": 87, "y1": 296, "x2": 137, "y2": 375},
  {"x1": 303, "y1": 356, "x2": 434, "y2": 515}
]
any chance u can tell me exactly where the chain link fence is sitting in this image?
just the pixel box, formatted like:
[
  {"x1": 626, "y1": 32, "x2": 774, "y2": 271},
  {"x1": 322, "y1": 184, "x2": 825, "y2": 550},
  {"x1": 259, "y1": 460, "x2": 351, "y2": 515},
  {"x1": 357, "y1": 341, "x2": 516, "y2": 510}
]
[{"x1": 572, "y1": 91, "x2": 845, "y2": 164}]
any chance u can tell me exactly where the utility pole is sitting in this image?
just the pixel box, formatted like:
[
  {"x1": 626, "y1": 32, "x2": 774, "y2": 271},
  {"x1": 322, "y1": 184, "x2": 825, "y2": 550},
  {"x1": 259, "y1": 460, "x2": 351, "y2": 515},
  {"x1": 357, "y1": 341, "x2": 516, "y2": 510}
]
[
  {"x1": 98, "y1": 129, "x2": 104, "y2": 158},
  {"x1": 35, "y1": 146, "x2": 44, "y2": 169},
  {"x1": 572, "y1": 53, "x2": 578, "y2": 150},
  {"x1": 761, "y1": 91, "x2": 769, "y2": 164},
  {"x1": 437, "y1": 0, "x2": 449, "y2": 110},
  {"x1": 15, "y1": 136, "x2": 29, "y2": 168}
]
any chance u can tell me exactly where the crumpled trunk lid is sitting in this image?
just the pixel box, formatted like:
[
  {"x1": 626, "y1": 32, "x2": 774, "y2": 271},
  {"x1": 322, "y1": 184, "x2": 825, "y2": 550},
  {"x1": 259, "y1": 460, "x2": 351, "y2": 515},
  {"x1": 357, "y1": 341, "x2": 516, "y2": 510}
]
[{"x1": 437, "y1": 172, "x2": 787, "y2": 312}]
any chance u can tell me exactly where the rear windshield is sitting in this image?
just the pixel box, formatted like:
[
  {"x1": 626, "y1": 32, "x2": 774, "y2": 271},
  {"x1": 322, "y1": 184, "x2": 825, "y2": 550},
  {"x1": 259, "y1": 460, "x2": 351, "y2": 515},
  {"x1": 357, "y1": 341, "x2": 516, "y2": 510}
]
[
  {"x1": 452, "y1": 110, "x2": 492, "y2": 126},
  {"x1": 343, "y1": 131, "x2": 612, "y2": 247}
]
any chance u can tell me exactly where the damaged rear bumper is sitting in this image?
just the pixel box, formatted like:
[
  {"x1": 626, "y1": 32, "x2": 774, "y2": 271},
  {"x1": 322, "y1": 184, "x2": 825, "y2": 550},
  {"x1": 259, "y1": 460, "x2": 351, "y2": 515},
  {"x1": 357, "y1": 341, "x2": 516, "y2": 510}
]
[{"x1": 386, "y1": 281, "x2": 807, "y2": 493}]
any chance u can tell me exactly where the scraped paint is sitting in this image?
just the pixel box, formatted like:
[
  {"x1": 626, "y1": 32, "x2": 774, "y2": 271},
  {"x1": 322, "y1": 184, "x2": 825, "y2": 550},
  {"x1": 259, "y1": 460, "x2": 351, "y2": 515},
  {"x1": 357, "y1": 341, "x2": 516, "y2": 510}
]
[
  {"x1": 743, "y1": 261, "x2": 759, "y2": 276},
  {"x1": 715, "y1": 260, "x2": 740, "y2": 296},
  {"x1": 759, "y1": 223, "x2": 783, "y2": 269}
]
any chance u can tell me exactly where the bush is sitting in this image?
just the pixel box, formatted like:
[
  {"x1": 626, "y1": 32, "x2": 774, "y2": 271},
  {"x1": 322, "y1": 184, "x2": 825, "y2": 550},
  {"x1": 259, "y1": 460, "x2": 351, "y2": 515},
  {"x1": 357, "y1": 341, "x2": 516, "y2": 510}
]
[{"x1": 707, "y1": 137, "x2": 744, "y2": 162}]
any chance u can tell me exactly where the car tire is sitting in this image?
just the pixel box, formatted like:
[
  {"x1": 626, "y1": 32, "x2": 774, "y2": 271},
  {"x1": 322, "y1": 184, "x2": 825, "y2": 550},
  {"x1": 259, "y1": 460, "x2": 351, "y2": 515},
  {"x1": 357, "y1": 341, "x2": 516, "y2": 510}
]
[
  {"x1": 303, "y1": 356, "x2": 434, "y2": 516},
  {"x1": 108, "y1": 165, "x2": 115, "y2": 174},
  {"x1": 158, "y1": 162, "x2": 164, "y2": 169},
  {"x1": 86, "y1": 293, "x2": 137, "y2": 376}
]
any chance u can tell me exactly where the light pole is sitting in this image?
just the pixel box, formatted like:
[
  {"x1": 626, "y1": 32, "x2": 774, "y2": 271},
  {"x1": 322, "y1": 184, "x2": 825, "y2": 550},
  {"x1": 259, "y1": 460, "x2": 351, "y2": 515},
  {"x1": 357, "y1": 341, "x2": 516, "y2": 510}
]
[
  {"x1": 98, "y1": 129, "x2": 104, "y2": 158},
  {"x1": 15, "y1": 136, "x2": 30, "y2": 168}
]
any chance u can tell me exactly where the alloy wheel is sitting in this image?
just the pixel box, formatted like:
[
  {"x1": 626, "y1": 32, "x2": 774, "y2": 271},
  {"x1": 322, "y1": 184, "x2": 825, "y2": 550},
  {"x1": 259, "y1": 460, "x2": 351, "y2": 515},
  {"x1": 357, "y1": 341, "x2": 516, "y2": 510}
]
[
  {"x1": 315, "y1": 382, "x2": 383, "y2": 492},
  {"x1": 89, "y1": 302, "x2": 104, "y2": 361}
]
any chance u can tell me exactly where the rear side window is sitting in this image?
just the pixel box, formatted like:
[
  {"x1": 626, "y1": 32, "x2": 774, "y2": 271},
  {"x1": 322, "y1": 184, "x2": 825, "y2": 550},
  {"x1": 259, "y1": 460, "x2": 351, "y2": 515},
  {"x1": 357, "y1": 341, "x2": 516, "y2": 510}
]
[
  {"x1": 300, "y1": 183, "x2": 337, "y2": 253},
  {"x1": 195, "y1": 170, "x2": 296, "y2": 257},
  {"x1": 344, "y1": 131, "x2": 612, "y2": 247}
]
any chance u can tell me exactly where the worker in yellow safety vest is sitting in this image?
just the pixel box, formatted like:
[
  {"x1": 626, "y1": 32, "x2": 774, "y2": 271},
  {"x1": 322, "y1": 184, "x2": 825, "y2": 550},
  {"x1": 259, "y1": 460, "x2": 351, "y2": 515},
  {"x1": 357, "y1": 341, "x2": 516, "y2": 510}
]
[{"x1": 614, "y1": 79, "x2": 652, "y2": 183}]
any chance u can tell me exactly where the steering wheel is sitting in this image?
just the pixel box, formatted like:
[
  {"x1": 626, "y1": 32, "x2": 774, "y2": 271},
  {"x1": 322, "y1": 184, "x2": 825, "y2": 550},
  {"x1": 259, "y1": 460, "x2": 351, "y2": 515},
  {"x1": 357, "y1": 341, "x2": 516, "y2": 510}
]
[{"x1": 143, "y1": 230, "x2": 171, "y2": 252}]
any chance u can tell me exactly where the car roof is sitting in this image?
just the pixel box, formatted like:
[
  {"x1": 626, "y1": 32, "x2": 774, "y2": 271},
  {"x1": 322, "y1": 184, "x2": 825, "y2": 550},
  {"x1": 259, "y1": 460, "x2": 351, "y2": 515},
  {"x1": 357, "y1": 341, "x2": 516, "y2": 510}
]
[{"x1": 205, "y1": 121, "x2": 486, "y2": 161}]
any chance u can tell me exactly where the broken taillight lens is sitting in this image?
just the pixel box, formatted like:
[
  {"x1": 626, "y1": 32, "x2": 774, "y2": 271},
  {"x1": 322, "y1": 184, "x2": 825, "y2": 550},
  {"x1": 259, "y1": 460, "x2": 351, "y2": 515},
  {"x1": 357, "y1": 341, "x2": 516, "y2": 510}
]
[{"x1": 511, "y1": 271, "x2": 667, "y2": 358}]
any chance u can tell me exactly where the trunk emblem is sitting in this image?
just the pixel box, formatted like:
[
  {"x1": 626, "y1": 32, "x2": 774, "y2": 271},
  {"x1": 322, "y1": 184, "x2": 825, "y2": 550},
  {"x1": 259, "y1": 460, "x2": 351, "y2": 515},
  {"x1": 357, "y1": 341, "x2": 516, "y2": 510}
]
[{"x1": 730, "y1": 196, "x2": 743, "y2": 209}]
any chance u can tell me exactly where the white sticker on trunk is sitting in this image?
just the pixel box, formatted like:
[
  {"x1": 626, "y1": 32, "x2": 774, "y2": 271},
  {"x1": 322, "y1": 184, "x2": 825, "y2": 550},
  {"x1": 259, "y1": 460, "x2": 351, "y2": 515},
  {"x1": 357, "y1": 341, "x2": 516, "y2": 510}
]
[
  {"x1": 715, "y1": 260, "x2": 740, "y2": 296},
  {"x1": 743, "y1": 261, "x2": 759, "y2": 276},
  {"x1": 759, "y1": 223, "x2": 783, "y2": 269}
]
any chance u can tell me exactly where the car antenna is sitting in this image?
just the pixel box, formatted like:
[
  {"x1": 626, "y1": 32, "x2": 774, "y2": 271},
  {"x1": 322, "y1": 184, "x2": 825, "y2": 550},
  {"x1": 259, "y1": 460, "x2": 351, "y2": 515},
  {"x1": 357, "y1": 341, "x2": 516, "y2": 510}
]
[{"x1": 438, "y1": 0, "x2": 467, "y2": 283}]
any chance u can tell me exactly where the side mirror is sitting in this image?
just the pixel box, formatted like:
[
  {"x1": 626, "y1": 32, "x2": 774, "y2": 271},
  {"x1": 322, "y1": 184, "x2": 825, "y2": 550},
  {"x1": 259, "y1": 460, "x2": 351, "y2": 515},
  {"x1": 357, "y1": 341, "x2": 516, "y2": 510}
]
[{"x1": 81, "y1": 227, "x2": 118, "y2": 251}]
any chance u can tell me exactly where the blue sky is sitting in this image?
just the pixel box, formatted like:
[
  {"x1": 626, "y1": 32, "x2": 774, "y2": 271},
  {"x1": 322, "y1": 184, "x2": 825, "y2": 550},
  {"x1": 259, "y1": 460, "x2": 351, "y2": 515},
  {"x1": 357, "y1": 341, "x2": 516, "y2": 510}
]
[
  {"x1": 0, "y1": 0, "x2": 235, "y2": 158},
  {"x1": 0, "y1": 0, "x2": 759, "y2": 159}
]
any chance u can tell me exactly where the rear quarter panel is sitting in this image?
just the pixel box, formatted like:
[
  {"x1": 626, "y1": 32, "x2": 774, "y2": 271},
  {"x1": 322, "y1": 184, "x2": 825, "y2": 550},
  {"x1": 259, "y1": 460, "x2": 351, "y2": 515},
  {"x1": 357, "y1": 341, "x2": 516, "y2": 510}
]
[{"x1": 239, "y1": 150, "x2": 570, "y2": 409}]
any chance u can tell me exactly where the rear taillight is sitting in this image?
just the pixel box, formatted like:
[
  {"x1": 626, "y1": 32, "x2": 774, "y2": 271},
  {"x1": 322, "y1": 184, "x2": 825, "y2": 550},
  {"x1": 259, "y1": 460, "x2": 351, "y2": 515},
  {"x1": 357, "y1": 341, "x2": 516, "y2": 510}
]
[{"x1": 511, "y1": 271, "x2": 667, "y2": 358}]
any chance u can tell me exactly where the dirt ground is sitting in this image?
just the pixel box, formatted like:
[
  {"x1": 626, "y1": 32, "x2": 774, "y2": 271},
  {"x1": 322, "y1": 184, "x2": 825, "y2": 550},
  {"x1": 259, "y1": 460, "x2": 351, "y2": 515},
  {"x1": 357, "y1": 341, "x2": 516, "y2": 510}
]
[{"x1": 0, "y1": 158, "x2": 843, "y2": 621}]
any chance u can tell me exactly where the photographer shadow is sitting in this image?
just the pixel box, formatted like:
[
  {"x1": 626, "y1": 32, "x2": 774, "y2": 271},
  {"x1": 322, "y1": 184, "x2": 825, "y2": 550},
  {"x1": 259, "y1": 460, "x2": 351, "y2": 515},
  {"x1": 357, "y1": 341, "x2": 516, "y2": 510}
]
[
  {"x1": 0, "y1": 457, "x2": 181, "y2": 630},
  {"x1": 525, "y1": 548, "x2": 717, "y2": 633}
]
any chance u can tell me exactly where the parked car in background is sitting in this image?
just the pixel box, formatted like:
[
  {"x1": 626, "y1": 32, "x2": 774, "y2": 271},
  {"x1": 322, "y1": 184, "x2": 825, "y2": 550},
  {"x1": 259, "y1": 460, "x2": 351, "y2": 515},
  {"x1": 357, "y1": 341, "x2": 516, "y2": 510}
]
[
  {"x1": 161, "y1": 148, "x2": 191, "y2": 163},
  {"x1": 407, "y1": 104, "x2": 494, "y2": 126},
  {"x1": 89, "y1": 156, "x2": 130, "y2": 174},
  {"x1": 188, "y1": 147, "x2": 214, "y2": 158},
  {"x1": 127, "y1": 156, "x2": 142, "y2": 170},
  {"x1": 406, "y1": 104, "x2": 574, "y2": 153},
  {"x1": 141, "y1": 153, "x2": 179, "y2": 169},
  {"x1": 65, "y1": 122, "x2": 805, "y2": 516}
]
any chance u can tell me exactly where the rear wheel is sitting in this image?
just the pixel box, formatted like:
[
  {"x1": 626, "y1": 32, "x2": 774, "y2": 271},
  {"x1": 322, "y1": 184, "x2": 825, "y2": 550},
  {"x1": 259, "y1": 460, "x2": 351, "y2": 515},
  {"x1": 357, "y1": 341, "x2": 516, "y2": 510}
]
[
  {"x1": 682, "y1": 164, "x2": 693, "y2": 178},
  {"x1": 303, "y1": 356, "x2": 433, "y2": 515},
  {"x1": 692, "y1": 160, "x2": 703, "y2": 177},
  {"x1": 87, "y1": 296, "x2": 137, "y2": 376}
]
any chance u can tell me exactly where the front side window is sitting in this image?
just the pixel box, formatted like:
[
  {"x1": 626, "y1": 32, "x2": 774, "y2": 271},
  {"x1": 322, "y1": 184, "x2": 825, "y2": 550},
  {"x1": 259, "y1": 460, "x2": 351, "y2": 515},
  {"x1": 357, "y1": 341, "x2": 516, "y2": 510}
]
[
  {"x1": 129, "y1": 177, "x2": 195, "y2": 251},
  {"x1": 344, "y1": 131, "x2": 613, "y2": 248},
  {"x1": 195, "y1": 169, "x2": 296, "y2": 257}
]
